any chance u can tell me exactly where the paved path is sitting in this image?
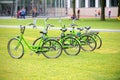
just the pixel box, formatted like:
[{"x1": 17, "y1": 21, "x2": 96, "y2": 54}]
[{"x1": 0, "y1": 25, "x2": 120, "y2": 32}]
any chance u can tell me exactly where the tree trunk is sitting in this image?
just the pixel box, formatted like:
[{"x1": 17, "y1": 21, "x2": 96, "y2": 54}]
[
  {"x1": 118, "y1": 0, "x2": 120, "y2": 17},
  {"x1": 100, "y1": 0, "x2": 106, "y2": 21},
  {"x1": 72, "y1": 0, "x2": 76, "y2": 18}
]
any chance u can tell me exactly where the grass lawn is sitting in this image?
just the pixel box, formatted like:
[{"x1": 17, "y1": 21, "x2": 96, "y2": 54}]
[
  {"x1": 0, "y1": 18, "x2": 120, "y2": 29},
  {"x1": 0, "y1": 27, "x2": 120, "y2": 80}
]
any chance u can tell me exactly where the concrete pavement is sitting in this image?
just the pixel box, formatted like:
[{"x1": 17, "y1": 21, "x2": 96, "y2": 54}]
[{"x1": 0, "y1": 25, "x2": 120, "y2": 32}]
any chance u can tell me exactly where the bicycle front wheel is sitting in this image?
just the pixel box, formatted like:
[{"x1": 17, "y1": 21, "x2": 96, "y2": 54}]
[
  {"x1": 42, "y1": 39, "x2": 62, "y2": 59},
  {"x1": 62, "y1": 37, "x2": 81, "y2": 56},
  {"x1": 7, "y1": 38, "x2": 24, "y2": 59}
]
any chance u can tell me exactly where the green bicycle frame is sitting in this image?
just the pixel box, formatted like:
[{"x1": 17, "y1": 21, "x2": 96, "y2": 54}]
[
  {"x1": 16, "y1": 33, "x2": 44, "y2": 53},
  {"x1": 58, "y1": 29, "x2": 80, "y2": 49}
]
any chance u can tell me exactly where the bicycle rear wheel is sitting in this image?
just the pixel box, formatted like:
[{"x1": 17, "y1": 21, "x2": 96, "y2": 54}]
[
  {"x1": 7, "y1": 38, "x2": 24, "y2": 59},
  {"x1": 33, "y1": 38, "x2": 62, "y2": 59},
  {"x1": 42, "y1": 39, "x2": 62, "y2": 58},
  {"x1": 80, "y1": 35, "x2": 97, "y2": 51},
  {"x1": 62, "y1": 37, "x2": 81, "y2": 56},
  {"x1": 92, "y1": 34, "x2": 102, "y2": 49}
]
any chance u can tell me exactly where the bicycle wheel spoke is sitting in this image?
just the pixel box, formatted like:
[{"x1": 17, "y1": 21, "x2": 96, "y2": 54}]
[
  {"x1": 42, "y1": 39, "x2": 62, "y2": 58},
  {"x1": 63, "y1": 37, "x2": 81, "y2": 56},
  {"x1": 81, "y1": 36, "x2": 96, "y2": 51},
  {"x1": 33, "y1": 38, "x2": 62, "y2": 59}
]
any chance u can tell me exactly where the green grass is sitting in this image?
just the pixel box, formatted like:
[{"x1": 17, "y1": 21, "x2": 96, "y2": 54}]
[
  {"x1": 0, "y1": 18, "x2": 120, "y2": 29},
  {"x1": 0, "y1": 28, "x2": 120, "y2": 80}
]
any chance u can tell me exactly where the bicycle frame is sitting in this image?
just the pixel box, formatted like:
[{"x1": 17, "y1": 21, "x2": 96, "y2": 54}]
[
  {"x1": 58, "y1": 18, "x2": 81, "y2": 45},
  {"x1": 16, "y1": 33, "x2": 44, "y2": 53}
]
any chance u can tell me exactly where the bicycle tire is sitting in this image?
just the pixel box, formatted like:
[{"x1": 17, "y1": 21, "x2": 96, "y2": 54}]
[
  {"x1": 7, "y1": 38, "x2": 24, "y2": 59},
  {"x1": 92, "y1": 34, "x2": 102, "y2": 49},
  {"x1": 33, "y1": 38, "x2": 62, "y2": 59},
  {"x1": 80, "y1": 35, "x2": 97, "y2": 51},
  {"x1": 62, "y1": 36, "x2": 81, "y2": 56}
]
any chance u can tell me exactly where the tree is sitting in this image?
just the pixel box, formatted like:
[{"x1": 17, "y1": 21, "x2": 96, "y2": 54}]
[
  {"x1": 72, "y1": 0, "x2": 76, "y2": 18},
  {"x1": 100, "y1": 0, "x2": 106, "y2": 21},
  {"x1": 118, "y1": 0, "x2": 120, "y2": 17}
]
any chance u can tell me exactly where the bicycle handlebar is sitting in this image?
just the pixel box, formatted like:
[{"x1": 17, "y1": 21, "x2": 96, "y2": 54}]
[
  {"x1": 20, "y1": 25, "x2": 25, "y2": 34},
  {"x1": 70, "y1": 24, "x2": 78, "y2": 27},
  {"x1": 20, "y1": 23, "x2": 34, "y2": 34},
  {"x1": 40, "y1": 18, "x2": 54, "y2": 35},
  {"x1": 77, "y1": 27, "x2": 84, "y2": 31},
  {"x1": 45, "y1": 17, "x2": 49, "y2": 22},
  {"x1": 84, "y1": 26, "x2": 91, "y2": 30},
  {"x1": 45, "y1": 24, "x2": 54, "y2": 32},
  {"x1": 44, "y1": 17, "x2": 49, "y2": 25}
]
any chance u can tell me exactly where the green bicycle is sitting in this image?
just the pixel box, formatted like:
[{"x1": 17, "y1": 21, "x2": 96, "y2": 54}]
[
  {"x1": 7, "y1": 23, "x2": 62, "y2": 59},
  {"x1": 84, "y1": 26, "x2": 102, "y2": 49},
  {"x1": 59, "y1": 26, "x2": 81, "y2": 56},
  {"x1": 59, "y1": 18, "x2": 97, "y2": 52},
  {"x1": 33, "y1": 18, "x2": 81, "y2": 56},
  {"x1": 70, "y1": 25, "x2": 97, "y2": 51}
]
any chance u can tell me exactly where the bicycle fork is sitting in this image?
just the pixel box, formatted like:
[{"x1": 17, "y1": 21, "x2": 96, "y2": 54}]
[{"x1": 14, "y1": 36, "x2": 23, "y2": 51}]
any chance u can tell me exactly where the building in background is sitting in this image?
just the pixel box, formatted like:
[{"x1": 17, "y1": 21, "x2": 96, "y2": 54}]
[
  {"x1": 67, "y1": 0, "x2": 118, "y2": 17},
  {"x1": 0, "y1": 0, "x2": 66, "y2": 17},
  {"x1": 0, "y1": 0, "x2": 118, "y2": 17}
]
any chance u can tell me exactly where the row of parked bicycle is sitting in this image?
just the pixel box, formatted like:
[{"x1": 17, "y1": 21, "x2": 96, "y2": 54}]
[{"x1": 7, "y1": 18, "x2": 102, "y2": 59}]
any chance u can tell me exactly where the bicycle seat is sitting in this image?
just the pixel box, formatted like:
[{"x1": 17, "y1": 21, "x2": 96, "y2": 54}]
[
  {"x1": 84, "y1": 26, "x2": 91, "y2": 30},
  {"x1": 40, "y1": 31, "x2": 47, "y2": 34},
  {"x1": 77, "y1": 28, "x2": 84, "y2": 31},
  {"x1": 70, "y1": 24, "x2": 78, "y2": 27},
  {"x1": 60, "y1": 28, "x2": 67, "y2": 32}
]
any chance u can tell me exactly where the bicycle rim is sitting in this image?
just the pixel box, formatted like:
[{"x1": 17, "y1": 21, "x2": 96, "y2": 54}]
[
  {"x1": 80, "y1": 35, "x2": 96, "y2": 51},
  {"x1": 7, "y1": 38, "x2": 24, "y2": 59},
  {"x1": 63, "y1": 37, "x2": 81, "y2": 56},
  {"x1": 93, "y1": 34, "x2": 102, "y2": 49},
  {"x1": 42, "y1": 39, "x2": 62, "y2": 58}
]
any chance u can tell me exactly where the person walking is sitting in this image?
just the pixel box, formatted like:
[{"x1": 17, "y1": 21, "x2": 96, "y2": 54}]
[
  {"x1": 108, "y1": 9, "x2": 111, "y2": 18},
  {"x1": 98, "y1": 10, "x2": 101, "y2": 17},
  {"x1": 17, "y1": 9, "x2": 21, "y2": 18},
  {"x1": 77, "y1": 9, "x2": 80, "y2": 19},
  {"x1": 20, "y1": 7, "x2": 26, "y2": 19},
  {"x1": 32, "y1": 7, "x2": 37, "y2": 18},
  {"x1": 31, "y1": 7, "x2": 37, "y2": 28},
  {"x1": 95, "y1": 10, "x2": 97, "y2": 18}
]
